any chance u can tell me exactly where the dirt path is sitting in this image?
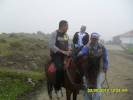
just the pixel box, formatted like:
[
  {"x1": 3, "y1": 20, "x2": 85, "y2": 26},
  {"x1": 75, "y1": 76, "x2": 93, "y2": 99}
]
[{"x1": 33, "y1": 44, "x2": 133, "y2": 100}]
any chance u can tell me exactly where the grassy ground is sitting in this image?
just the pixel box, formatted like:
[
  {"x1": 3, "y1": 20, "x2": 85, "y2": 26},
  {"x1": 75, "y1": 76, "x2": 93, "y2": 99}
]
[
  {"x1": 127, "y1": 44, "x2": 133, "y2": 53},
  {"x1": 0, "y1": 68, "x2": 45, "y2": 80},
  {"x1": 120, "y1": 44, "x2": 133, "y2": 54},
  {"x1": 0, "y1": 77, "x2": 32, "y2": 100},
  {"x1": 0, "y1": 33, "x2": 49, "y2": 100},
  {"x1": 127, "y1": 47, "x2": 133, "y2": 53},
  {"x1": 0, "y1": 33, "x2": 50, "y2": 71},
  {"x1": 0, "y1": 68, "x2": 45, "y2": 100}
]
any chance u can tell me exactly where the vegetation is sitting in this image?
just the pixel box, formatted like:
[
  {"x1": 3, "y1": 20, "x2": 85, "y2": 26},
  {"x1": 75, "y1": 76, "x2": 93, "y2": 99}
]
[
  {"x1": 0, "y1": 32, "x2": 50, "y2": 71},
  {"x1": 0, "y1": 77, "x2": 33, "y2": 100},
  {"x1": 0, "y1": 32, "x2": 49, "y2": 100},
  {"x1": 127, "y1": 44, "x2": 133, "y2": 54}
]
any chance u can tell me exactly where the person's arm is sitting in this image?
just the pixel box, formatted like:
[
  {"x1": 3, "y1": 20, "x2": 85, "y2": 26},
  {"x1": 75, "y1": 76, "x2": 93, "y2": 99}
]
[
  {"x1": 49, "y1": 31, "x2": 60, "y2": 53},
  {"x1": 102, "y1": 46, "x2": 109, "y2": 72},
  {"x1": 72, "y1": 32, "x2": 79, "y2": 47},
  {"x1": 83, "y1": 32, "x2": 89, "y2": 45},
  {"x1": 67, "y1": 34, "x2": 72, "y2": 50},
  {"x1": 49, "y1": 31, "x2": 71, "y2": 56},
  {"x1": 78, "y1": 46, "x2": 89, "y2": 56},
  {"x1": 68, "y1": 40, "x2": 72, "y2": 50}
]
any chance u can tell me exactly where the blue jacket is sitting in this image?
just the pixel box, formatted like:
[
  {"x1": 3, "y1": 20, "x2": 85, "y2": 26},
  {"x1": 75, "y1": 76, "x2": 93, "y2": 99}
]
[{"x1": 79, "y1": 44, "x2": 109, "y2": 70}]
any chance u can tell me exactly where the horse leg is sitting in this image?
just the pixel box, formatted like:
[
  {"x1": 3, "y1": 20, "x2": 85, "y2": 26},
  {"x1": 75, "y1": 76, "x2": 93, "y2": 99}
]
[
  {"x1": 47, "y1": 80, "x2": 53, "y2": 99},
  {"x1": 61, "y1": 88, "x2": 63, "y2": 97},
  {"x1": 73, "y1": 90, "x2": 78, "y2": 100},
  {"x1": 55, "y1": 90, "x2": 60, "y2": 100},
  {"x1": 54, "y1": 88, "x2": 63, "y2": 100},
  {"x1": 66, "y1": 89, "x2": 72, "y2": 100}
]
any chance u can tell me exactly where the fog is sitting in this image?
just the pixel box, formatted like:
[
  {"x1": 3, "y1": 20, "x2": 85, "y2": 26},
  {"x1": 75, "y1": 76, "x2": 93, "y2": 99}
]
[{"x1": 0, "y1": 0, "x2": 133, "y2": 40}]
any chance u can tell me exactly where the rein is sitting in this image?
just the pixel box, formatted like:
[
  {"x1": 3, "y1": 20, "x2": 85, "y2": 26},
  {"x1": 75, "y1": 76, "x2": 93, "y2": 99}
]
[{"x1": 101, "y1": 72, "x2": 109, "y2": 89}]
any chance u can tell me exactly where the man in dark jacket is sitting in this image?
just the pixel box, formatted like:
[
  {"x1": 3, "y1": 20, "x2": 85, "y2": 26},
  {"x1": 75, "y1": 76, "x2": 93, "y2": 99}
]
[{"x1": 72, "y1": 25, "x2": 89, "y2": 59}]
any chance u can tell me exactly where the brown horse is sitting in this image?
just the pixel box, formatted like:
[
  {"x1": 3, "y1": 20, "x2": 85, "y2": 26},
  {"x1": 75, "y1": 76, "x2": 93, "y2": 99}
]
[
  {"x1": 64, "y1": 56, "x2": 84, "y2": 100},
  {"x1": 85, "y1": 56, "x2": 102, "y2": 88},
  {"x1": 82, "y1": 55, "x2": 104, "y2": 100},
  {"x1": 45, "y1": 56, "x2": 85, "y2": 100}
]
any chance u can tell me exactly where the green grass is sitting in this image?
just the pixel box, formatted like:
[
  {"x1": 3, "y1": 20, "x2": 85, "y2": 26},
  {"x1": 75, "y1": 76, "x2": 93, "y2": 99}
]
[
  {"x1": 127, "y1": 44, "x2": 133, "y2": 53},
  {"x1": 0, "y1": 33, "x2": 49, "y2": 71},
  {"x1": 0, "y1": 42, "x2": 11, "y2": 56},
  {"x1": 0, "y1": 33, "x2": 48, "y2": 99},
  {"x1": 0, "y1": 77, "x2": 33, "y2": 100},
  {"x1": 0, "y1": 68, "x2": 45, "y2": 100},
  {"x1": 0, "y1": 68, "x2": 45, "y2": 81},
  {"x1": 127, "y1": 47, "x2": 133, "y2": 53}
]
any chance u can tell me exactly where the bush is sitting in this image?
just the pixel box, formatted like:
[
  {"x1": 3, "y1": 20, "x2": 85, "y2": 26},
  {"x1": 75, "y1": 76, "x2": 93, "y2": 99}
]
[
  {"x1": 0, "y1": 39, "x2": 7, "y2": 43},
  {"x1": 9, "y1": 41, "x2": 22, "y2": 48},
  {"x1": 9, "y1": 34, "x2": 18, "y2": 38}
]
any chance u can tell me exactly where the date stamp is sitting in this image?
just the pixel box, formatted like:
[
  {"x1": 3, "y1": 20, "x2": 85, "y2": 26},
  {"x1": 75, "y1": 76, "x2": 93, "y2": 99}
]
[{"x1": 87, "y1": 88, "x2": 128, "y2": 93}]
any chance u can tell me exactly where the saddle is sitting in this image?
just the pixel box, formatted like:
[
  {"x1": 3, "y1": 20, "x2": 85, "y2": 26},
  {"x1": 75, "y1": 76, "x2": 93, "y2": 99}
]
[
  {"x1": 47, "y1": 60, "x2": 64, "y2": 91},
  {"x1": 48, "y1": 63, "x2": 56, "y2": 74}
]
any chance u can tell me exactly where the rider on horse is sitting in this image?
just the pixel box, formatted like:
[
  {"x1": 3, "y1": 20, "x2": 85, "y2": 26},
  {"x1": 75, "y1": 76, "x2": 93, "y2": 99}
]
[
  {"x1": 72, "y1": 25, "x2": 89, "y2": 60},
  {"x1": 49, "y1": 20, "x2": 72, "y2": 91}
]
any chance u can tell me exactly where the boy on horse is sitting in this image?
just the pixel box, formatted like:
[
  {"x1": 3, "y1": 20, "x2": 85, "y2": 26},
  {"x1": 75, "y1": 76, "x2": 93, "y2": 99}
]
[
  {"x1": 72, "y1": 25, "x2": 89, "y2": 60},
  {"x1": 49, "y1": 20, "x2": 72, "y2": 90}
]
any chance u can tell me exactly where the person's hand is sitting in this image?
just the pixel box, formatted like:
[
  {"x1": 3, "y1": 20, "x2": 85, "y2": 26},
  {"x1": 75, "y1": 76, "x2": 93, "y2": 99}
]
[
  {"x1": 68, "y1": 50, "x2": 72, "y2": 56},
  {"x1": 77, "y1": 51, "x2": 83, "y2": 57},
  {"x1": 65, "y1": 51, "x2": 72, "y2": 56},
  {"x1": 68, "y1": 48, "x2": 72, "y2": 51},
  {"x1": 103, "y1": 67, "x2": 108, "y2": 73},
  {"x1": 62, "y1": 50, "x2": 72, "y2": 56}
]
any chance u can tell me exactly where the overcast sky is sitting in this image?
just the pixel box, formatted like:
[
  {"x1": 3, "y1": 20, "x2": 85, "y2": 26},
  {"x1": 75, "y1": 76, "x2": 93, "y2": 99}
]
[{"x1": 0, "y1": 0, "x2": 133, "y2": 40}]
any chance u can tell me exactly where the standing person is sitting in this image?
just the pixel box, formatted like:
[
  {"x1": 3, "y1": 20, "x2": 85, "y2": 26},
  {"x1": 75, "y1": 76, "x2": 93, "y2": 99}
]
[
  {"x1": 78, "y1": 32, "x2": 109, "y2": 100},
  {"x1": 72, "y1": 25, "x2": 89, "y2": 59},
  {"x1": 49, "y1": 20, "x2": 71, "y2": 91}
]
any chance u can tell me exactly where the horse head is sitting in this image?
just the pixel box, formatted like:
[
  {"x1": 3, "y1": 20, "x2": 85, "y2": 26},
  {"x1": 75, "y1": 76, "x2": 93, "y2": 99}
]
[{"x1": 83, "y1": 55, "x2": 103, "y2": 89}]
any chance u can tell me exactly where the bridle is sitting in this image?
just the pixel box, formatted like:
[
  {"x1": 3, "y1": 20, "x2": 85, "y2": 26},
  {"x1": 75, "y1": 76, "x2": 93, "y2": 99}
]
[{"x1": 65, "y1": 57, "x2": 83, "y2": 89}]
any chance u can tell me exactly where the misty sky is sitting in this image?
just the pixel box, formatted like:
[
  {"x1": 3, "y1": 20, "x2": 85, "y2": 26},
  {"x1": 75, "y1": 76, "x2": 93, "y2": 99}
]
[{"x1": 0, "y1": 0, "x2": 133, "y2": 40}]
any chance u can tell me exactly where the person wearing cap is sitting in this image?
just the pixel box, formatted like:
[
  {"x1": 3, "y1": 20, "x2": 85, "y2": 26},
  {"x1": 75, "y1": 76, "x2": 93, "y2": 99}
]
[
  {"x1": 78, "y1": 32, "x2": 109, "y2": 100},
  {"x1": 72, "y1": 25, "x2": 89, "y2": 60},
  {"x1": 78, "y1": 32, "x2": 108, "y2": 72}
]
